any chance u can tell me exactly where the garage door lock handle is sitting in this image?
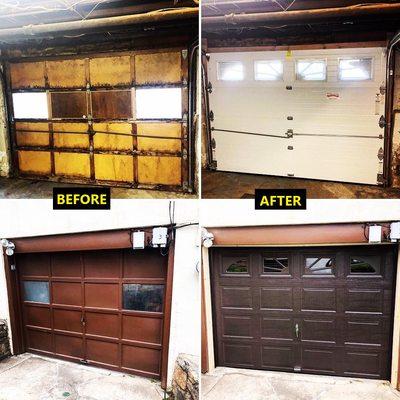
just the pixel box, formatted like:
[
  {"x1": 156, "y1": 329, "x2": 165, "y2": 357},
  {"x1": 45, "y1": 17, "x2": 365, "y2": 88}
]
[{"x1": 295, "y1": 323, "x2": 299, "y2": 339}]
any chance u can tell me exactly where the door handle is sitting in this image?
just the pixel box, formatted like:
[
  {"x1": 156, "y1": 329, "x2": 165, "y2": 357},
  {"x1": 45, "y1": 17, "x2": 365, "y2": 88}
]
[{"x1": 295, "y1": 323, "x2": 299, "y2": 339}]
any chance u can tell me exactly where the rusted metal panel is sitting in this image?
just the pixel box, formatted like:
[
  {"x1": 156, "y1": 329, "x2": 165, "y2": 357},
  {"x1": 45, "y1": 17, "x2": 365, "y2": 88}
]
[
  {"x1": 54, "y1": 152, "x2": 91, "y2": 178},
  {"x1": 51, "y1": 92, "x2": 88, "y2": 119},
  {"x1": 89, "y1": 56, "x2": 132, "y2": 86},
  {"x1": 91, "y1": 90, "x2": 132, "y2": 119},
  {"x1": 137, "y1": 123, "x2": 181, "y2": 152},
  {"x1": 94, "y1": 154, "x2": 134, "y2": 182},
  {"x1": 53, "y1": 123, "x2": 89, "y2": 149},
  {"x1": 138, "y1": 156, "x2": 181, "y2": 185},
  {"x1": 46, "y1": 59, "x2": 86, "y2": 88},
  {"x1": 15, "y1": 122, "x2": 49, "y2": 147},
  {"x1": 10, "y1": 61, "x2": 45, "y2": 89},
  {"x1": 93, "y1": 122, "x2": 132, "y2": 151},
  {"x1": 135, "y1": 52, "x2": 181, "y2": 85},
  {"x1": 18, "y1": 150, "x2": 51, "y2": 175}
]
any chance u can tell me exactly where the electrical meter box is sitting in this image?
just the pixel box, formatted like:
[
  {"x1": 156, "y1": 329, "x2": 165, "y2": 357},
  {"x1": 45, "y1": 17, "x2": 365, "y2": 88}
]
[
  {"x1": 369, "y1": 225, "x2": 382, "y2": 243},
  {"x1": 132, "y1": 231, "x2": 145, "y2": 249},
  {"x1": 152, "y1": 227, "x2": 168, "y2": 248},
  {"x1": 390, "y1": 222, "x2": 400, "y2": 242}
]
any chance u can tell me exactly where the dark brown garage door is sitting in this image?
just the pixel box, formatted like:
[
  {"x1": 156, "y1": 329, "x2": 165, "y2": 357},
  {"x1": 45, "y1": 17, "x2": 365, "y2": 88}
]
[
  {"x1": 211, "y1": 246, "x2": 397, "y2": 379},
  {"x1": 17, "y1": 248, "x2": 167, "y2": 379}
]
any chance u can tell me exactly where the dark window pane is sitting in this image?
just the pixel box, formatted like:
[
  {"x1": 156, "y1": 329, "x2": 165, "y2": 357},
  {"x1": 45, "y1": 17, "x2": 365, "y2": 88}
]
[
  {"x1": 123, "y1": 284, "x2": 164, "y2": 312},
  {"x1": 92, "y1": 90, "x2": 132, "y2": 119},
  {"x1": 23, "y1": 281, "x2": 49, "y2": 303},
  {"x1": 305, "y1": 257, "x2": 334, "y2": 275},
  {"x1": 225, "y1": 258, "x2": 248, "y2": 273},
  {"x1": 51, "y1": 92, "x2": 87, "y2": 118},
  {"x1": 350, "y1": 256, "x2": 380, "y2": 274},
  {"x1": 263, "y1": 258, "x2": 288, "y2": 274}
]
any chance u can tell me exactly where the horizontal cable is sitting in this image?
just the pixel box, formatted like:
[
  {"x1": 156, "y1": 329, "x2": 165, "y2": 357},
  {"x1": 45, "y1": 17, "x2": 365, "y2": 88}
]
[
  {"x1": 213, "y1": 128, "x2": 383, "y2": 140},
  {"x1": 212, "y1": 127, "x2": 288, "y2": 139},
  {"x1": 14, "y1": 129, "x2": 183, "y2": 140}
]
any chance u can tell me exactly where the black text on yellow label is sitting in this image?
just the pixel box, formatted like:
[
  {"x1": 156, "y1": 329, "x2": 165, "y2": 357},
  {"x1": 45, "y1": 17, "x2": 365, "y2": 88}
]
[
  {"x1": 255, "y1": 189, "x2": 306, "y2": 210},
  {"x1": 53, "y1": 187, "x2": 110, "y2": 210}
]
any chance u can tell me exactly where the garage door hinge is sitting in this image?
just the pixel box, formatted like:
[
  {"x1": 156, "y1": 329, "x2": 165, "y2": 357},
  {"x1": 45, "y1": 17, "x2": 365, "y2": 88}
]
[
  {"x1": 287, "y1": 116, "x2": 293, "y2": 121},
  {"x1": 288, "y1": 146, "x2": 294, "y2": 150},
  {"x1": 287, "y1": 173, "x2": 294, "y2": 177},
  {"x1": 209, "y1": 160, "x2": 217, "y2": 170},
  {"x1": 10, "y1": 264, "x2": 16, "y2": 271},
  {"x1": 377, "y1": 147, "x2": 384, "y2": 161},
  {"x1": 209, "y1": 110, "x2": 214, "y2": 121},
  {"x1": 379, "y1": 115, "x2": 386, "y2": 128},
  {"x1": 211, "y1": 138, "x2": 216, "y2": 149},
  {"x1": 207, "y1": 82, "x2": 213, "y2": 93},
  {"x1": 377, "y1": 173, "x2": 384, "y2": 185},
  {"x1": 286, "y1": 129, "x2": 293, "y2": 138},
  {"x1": 182, "y1": 149, "x2": 188, "y2": 160}
]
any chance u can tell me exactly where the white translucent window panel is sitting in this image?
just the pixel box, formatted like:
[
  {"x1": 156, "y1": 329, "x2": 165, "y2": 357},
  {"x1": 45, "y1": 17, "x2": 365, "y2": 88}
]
[
  {"x1": 296, "y1": 60, "x2": 327, "y2": 81},
  {"x1": 135, "y1": 88, "x2": 182, "y2": 119},
  {"x1": 254, "y1": 60, "x2": 283, "y2": 81},
  {"x1": 12, "y1": 92, "x2": 49, "y2": 119},
  {"x1": 217, "y1": 61, "x2": 244, "y2": 81},
  {"x1": 339, "y1": 58, "x2": 373, "y2": 81}
]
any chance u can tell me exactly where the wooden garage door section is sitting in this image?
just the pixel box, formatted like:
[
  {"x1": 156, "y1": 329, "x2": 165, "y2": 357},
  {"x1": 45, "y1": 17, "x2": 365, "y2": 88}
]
[
  {"x1": 211, "y1": 246, "x2": 396, "y2": 379},
  {"x1": 18, "y1": 248, "x2": 167, "y2": 379},
  {"x1": 8, "y1": 49, "x2": 188, "y2": 191}
]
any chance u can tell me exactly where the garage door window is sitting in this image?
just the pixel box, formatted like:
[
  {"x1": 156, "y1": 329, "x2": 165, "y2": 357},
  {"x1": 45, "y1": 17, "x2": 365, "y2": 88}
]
[
  {"x1": 135, "y1": 88, "x2": 182, "y2": 119},
  {"x1": 305, "y1": 257, "x2": 334, "y2": 275},
  {"x1": 224, "y1": 256, "x2": 248, "y2": 273},
  {"x1": 339, "y1": 58, "x2": 373, "y2": 81},
  {"x1": 254, "y1": 60, "x2": 283, "y2": 81},
  {"x1": 296, "y1": 60, "x2": 326, "y2": 81},
  {"x1": 350, "y1": 255, "x2": 380, "y2": 274},
  {"x1": 263, "y1": 257, "x2": 289, "y2": 274},
  {"x1": 12, "y1": 92, "x2": 49, "y2": 119},
  {"x1": 217, "y1": 62, "x2": 244, "y2": 81},
  {"x1": 22, "y1": 281, "x2": 49, "y2": 303},
  {"x1": 123, "y1": 283, "x2": 164, "y2": 312}
]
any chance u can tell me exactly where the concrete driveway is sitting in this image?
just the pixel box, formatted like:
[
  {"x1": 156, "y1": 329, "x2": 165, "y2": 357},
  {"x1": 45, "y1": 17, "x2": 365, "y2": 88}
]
[
  {"x1": 202, "y1": 367, "x2": 400, "y2": 400},
  {"x1": 0, "y1": 354, "x2": 164, "y2": 400}
]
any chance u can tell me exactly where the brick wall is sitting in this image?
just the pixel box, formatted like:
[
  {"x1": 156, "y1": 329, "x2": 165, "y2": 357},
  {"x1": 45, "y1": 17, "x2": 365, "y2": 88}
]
[
  {"x1": 0, "y1": 320, "x2": 10, "y2": 360},
  {"x1": 171, "y1": 353, "x2": 199, "y2": 400}
]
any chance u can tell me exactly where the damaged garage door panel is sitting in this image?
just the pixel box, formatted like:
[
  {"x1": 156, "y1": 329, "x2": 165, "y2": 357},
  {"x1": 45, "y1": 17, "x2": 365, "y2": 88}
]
[
  {"x1": 137, "y1": 123, "x2": 181, "y2": 153},
  {"x1": 54, "y1": 152, "x2": 91, "y2": 178},
  {"x1": 135, "y1": 52, "x2": 182, "y2": 85},
  {"x1": 91, "y1": 90, "x2": 133, "y2": 119},
  {"x1": 53, "y1": 123, "x2": 89, "y2": 149},
  {"x1": 15, "y1": 122, "x2": 50, "y2": 147},
  {"x1": 89, "y1": 56, "x2": 132, "y2": 87},
  {"x1": 94, "y1": 154, "x2": 134, "y2": 182},
  {"x1": 47, "y1": 59, "x2": 86, "y2": 88},
  {"x1": 93, "y1": 122, "x2": 132, "y2": 151},
  {"x1": 138, "y1": 156, "x2": 181, "y2": 185},
  {"x1": 51, "y1": 92, "x2": 88, "y2": 119},
  {"x1": 10, "y1": 62, "x2": 45, "y2": 89},
  {"x1": 18, "y1": 150, "x2": 51, "y2": 175}
]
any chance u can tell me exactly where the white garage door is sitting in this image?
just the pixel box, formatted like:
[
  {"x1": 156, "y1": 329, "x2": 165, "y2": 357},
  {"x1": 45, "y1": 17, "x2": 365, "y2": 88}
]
[{"x1": 208, "y1": 47, "x2": 386, "y2": 185}]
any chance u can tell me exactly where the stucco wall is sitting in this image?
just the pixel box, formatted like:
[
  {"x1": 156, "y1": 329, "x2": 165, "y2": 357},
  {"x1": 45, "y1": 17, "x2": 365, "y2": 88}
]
[{"x1": 0, "y1": 199, "x2": 199, "y2": 386}]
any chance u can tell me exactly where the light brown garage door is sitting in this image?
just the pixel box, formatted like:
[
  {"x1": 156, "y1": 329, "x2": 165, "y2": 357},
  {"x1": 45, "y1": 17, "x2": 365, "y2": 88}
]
[
  {"x1": 8, "y1": 49, "x2": 189, "y2": 191},
  {"x1": 18, "y1": 248, "x2": 167, "y2": 379},
  {"x1": 211, "y1": 246, "x2": 396, "y2": 379}
]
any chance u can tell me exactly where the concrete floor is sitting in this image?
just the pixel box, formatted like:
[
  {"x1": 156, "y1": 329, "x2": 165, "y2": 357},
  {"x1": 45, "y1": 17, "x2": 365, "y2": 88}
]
[
  {"x1": 0, "y1": 178, "x2": 196, "y2": 199},
  {"x1": 0, "y1": 354, "x2": 164, "y2": 400},
  {"x1": 202, "y1": 367, "x2": 400, "y2": 400},
  {"x1": 202, "y1": 170, "x2": 400, "y2": 199}
]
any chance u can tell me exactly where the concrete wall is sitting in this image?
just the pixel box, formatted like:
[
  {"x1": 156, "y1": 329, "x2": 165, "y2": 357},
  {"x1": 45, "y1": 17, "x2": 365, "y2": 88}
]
[{"x1": 0, "y1": 199, "x2": 200, "y2": 386}]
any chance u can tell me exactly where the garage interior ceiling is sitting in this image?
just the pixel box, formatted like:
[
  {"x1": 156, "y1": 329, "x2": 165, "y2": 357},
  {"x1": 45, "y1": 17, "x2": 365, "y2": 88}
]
[{"x1": 202, "y1": 1, "x2": 400, "y2": 47}]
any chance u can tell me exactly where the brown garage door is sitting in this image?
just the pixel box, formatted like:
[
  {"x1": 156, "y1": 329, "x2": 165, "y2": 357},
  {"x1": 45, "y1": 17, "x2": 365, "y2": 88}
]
[
  {"x1": 211, "y1": 245, "x2": 396, "y2": 379},
  {"x1": 17, "y1": 248, "x2": 167, "y2": 379},
  {"x1": 7, "y1": 49, "x2": 189, "y2": 191}
]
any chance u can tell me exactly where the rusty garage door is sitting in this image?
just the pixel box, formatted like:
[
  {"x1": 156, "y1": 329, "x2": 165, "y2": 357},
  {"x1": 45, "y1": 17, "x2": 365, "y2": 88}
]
[
  {"x1": 17, "y1": 248, "x2": 167, "y2": 379},
  {"x1": 211, "y1": 246, "x2": 396, "y2": 379},
  {"x1": 7, "y1": 49, "x2": 189, "y2": 191}
]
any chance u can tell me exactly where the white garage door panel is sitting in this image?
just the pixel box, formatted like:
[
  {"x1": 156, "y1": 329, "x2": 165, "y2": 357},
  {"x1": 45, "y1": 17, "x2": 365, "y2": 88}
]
[
  {"x1": 209, "y1": 47, "x2": 386, "y2": 185},
  {"x1": 214, "y1": 131, "x2": 291, "y2": 176},
  {"x1": 292, "y1": 136, "x2": 384, "y2": 184}
]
